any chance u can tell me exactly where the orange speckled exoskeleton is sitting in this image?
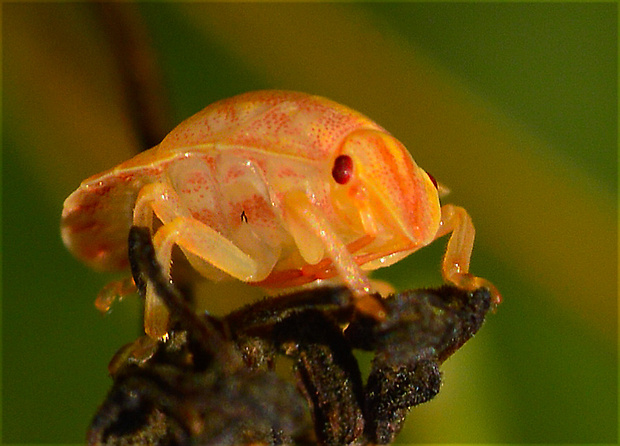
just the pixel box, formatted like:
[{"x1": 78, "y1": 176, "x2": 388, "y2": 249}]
[{"x1": 61, "y1": 90, "x2": 500, "y2": 339}]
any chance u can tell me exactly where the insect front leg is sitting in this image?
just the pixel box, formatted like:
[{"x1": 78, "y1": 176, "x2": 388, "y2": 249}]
[
  {"x1": 133, "y1": 182, "x2": 258, "y2": 339},
  {"x1": 282, "y1": 192, "x2": 386, "y2": 320},
  {"x1": 436, "y1": 204, "x2": 501, "y2": 305}
]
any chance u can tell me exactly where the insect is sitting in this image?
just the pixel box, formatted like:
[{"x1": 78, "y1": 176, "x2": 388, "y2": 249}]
[{"x1": 61, "y1": 90, "x2": 500, "y2": 339}]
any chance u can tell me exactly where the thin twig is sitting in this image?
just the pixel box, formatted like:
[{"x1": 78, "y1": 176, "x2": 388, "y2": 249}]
[{"x1": 95, "y1": 3, "x2": 172, "y2": 151}]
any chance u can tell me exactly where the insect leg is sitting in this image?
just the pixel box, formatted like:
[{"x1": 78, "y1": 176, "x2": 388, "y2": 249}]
[
  {"x1": 145, "y1": 216, "x2": 258, "y2": 338},
  {"x1": 282, "y1": 192, "x2": 386, "y2": 320},
  {"x1": 132, "y1": 182, "x2": 191, "y2": 339},
  {"x1": 436, "y1": 204, "x2": 501, "y2": 305}
]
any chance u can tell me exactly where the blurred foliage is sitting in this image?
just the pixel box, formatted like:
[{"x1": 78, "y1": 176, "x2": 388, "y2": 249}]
[{"x1": 2, "y1": 2, "x2": 617, "y2": 443}]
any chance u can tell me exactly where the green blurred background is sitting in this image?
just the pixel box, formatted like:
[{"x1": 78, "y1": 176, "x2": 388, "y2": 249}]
[{"x1": 3, "y1": 2, "x2": 617, "y2": 443}]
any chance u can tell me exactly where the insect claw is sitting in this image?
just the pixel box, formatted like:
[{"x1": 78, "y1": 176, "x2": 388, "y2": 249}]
[
  {"x1": 354, "y1": 292, "x2": 387, "y2": 321},
  {"x1": 94, "y1": 277, "x2": 137, "y2": 314},
  {"x1": 488, "y1": 285, "x2": 503, "y2": 309}
]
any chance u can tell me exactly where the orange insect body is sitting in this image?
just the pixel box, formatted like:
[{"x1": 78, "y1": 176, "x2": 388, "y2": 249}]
[{"x1": 62, "y1": 90, "x2": 499, "y2": 339}]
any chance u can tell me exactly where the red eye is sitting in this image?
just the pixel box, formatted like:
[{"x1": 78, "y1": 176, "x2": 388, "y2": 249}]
[
  {"x1": 426, "y1": 171, "x2": 438, "y2": 189},
  {"x1": 332, "y1": 155, "x2": 353, "y2": 184}
]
